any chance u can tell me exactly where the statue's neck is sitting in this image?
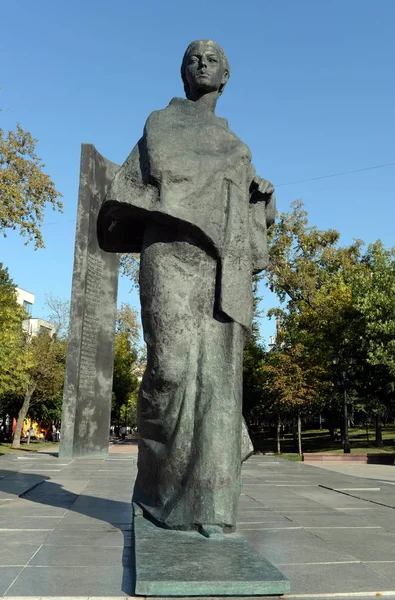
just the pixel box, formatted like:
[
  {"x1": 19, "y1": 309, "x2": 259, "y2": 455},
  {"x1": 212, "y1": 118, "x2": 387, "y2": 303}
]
[{"x1": 187, "y1": 90, "x2": 218, "y2": 113}]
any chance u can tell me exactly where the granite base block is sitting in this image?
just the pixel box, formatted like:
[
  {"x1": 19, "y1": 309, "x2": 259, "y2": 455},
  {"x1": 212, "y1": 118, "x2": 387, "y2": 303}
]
[{"x1": 133, "y1": 504, "x2": 289, "y2": 597}]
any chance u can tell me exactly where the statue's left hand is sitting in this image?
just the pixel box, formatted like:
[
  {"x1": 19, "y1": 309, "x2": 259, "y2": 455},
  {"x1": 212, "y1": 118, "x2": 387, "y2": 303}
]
[{"x1": 249, "y1": 176, "x2": 275, "y2": 203}]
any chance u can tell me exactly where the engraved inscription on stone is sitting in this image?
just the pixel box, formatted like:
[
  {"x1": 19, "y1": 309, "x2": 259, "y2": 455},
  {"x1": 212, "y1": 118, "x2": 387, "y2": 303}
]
[{"x1": 79, "y1": 254, "x2": 104, "y2": 392}]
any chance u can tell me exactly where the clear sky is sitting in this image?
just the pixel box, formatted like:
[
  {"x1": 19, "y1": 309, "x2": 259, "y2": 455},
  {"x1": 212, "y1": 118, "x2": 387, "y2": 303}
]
[{"x1": 1, "y1": 0, "x2": 394, "y2": 344}]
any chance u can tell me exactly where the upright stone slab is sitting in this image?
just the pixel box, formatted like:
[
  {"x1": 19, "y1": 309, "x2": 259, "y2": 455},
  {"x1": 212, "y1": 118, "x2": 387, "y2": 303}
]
[{"x1": 59, "y1": 144, "x2": 119, "y2": 458}]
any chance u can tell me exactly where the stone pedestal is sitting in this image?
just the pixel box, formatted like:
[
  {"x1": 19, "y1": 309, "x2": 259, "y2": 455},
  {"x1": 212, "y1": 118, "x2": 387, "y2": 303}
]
[{"x1": 133, "y1": 505, "x2": 290, "y2": 597}]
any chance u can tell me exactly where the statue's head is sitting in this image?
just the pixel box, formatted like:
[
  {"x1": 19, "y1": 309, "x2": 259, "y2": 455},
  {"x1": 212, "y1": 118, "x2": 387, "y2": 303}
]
[{"x1": 181, "y1": 40, "x2": 230, "y2": 100}]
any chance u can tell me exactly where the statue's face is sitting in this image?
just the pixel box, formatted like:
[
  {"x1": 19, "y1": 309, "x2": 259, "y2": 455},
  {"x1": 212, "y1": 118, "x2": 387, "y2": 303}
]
[{"x1": 184, "y1": 41, "x2": 228, "y2": 97}]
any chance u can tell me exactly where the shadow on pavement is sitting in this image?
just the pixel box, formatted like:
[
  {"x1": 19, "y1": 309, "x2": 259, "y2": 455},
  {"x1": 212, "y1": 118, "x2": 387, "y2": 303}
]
[{"x1": 0, "y1": 464, "x2": 136, "y2": 595}]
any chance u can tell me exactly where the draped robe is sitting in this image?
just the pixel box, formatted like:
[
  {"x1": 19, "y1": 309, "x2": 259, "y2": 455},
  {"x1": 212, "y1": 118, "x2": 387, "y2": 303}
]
[{"x1": 98, "y1": 97, "x2": 275, "y2": 530}]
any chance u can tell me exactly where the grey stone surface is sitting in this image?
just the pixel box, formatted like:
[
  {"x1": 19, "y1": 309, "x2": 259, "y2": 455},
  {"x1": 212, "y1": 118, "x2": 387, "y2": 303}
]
[
  {"x1": 45, "y1": 527, "x2": 131, "y2": 548},
  {"x1": 7, "y1": 566, "x2": 135, "y2": 597},
  {"x1": 0, "y1": 567, "x2": 23, "y2": 595},
  {"x1": 30, "y1": 544, "x2": 133, "y2": 567},
  {"x1": 133, "y1": 504, "x2": 289, "y2": 596},
  {"x1": 0, "y1": 530, "x2": 52, "y2": 546},
  {"x1": 97, "y1": 40, "x2": 276, "y2": 531},
  {"x1": 242, "y1": 528, "x2": 356, "y2": 565},
  {"x1": 0, "y1": 543, "x2": 41, "y2": 566},
  {"x1": 2, "y1": 452, "x2": 395, "y2": 596},
  {"x1": 59, "y1": 144, "x2": 120, "y2": 458},
  {"x1": 365, "y1": 561, "x2": 395, "y2": 583},
  {"x1": 0, "y1": 516, "x2": 61, "y2": 529},
  {"x1": 311, "y1": 528, "x2": 395, "y2": 561},
  {"x1": 278, "y1": 562, "x2": 395, "y2": 594}
]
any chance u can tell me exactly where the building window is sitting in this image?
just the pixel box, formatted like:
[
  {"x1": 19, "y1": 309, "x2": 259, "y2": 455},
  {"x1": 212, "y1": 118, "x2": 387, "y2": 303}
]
[
  {"x1": 23, "y1": 301, "x2": 33, "y2": 316},
  {"x1": 39, "y1": 325, "x2": 51, "y2": 336}
]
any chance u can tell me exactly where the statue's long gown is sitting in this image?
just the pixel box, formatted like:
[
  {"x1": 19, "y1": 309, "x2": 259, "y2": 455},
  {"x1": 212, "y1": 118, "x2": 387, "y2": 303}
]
[{"x1": 98, "y1": 98, "x2": 275, "y2": 529}]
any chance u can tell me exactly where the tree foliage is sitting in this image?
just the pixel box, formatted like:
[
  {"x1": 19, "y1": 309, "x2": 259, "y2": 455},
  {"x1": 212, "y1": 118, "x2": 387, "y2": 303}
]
[
  {"x1": 0, "y1": 264, "x2": 31, "y2": 398},
  {"x1": 112, "y1": 303, "x2": 143, "y2": 427},
  {"x1": 354, "y1": 242, "x2": 395, "y2": 376},
  {"x1": 0, "y1": 123, "x2": 63, "y2": 248},
  {"x1": 262, "y1": 344, "x2": 327, "y2": 417},
  {"x1": 43, "y1": 293, "x2": 70, "y2": 340},
  {"x1": 255, "y1": 200, "x2": 395, "y2": 447},
  {"x1": 12, "y1": 332, "x2": 67, "y2": 448},
  {"x1": 119, "y1": 254, "x2": 140, "y2": 288}
]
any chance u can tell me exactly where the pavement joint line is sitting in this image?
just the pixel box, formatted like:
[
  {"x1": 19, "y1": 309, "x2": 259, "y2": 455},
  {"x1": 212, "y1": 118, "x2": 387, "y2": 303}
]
[
  {"x1": 240, "y1": 526, "x2": 304, "y2": 530},
  {"x1": 15, "y1": 458, "x2": 47, "y2": 460},
  {"x1": 275, "y1": 484, "x2": 318, "y2": 487},
  {"x1": 320, "y1": 484, "x2": 395, "y2": 510},
  {"x1": 242, "y1": 483, "x2": 318, "y2": 487},
  {"x1": 20, "y1": 470, "x2": 62, "y2": 473},
  {"x1": 305, "y1": 526, "x2": 382, "y2": 529},
  {"x1": 237, "y1": 521, "x2": 289, "y2": 524},
  {"x1": 1, "y1": 566, "x2": 24, "y2": 597},
  {"x1": 239, "y1": 525, "x2": 383, "y2": 531},
  {"x1": 0, "y1": 515, "x2": 64, "y2": 519},
  {"x1": 3, "y1": 543, "x2": 45, "y2": 597},
  {"x1": 278, "y1": 561, "x2": 363, "y2": 565},
  {"x1": 24, "y1": 565, "x2": 120, "y2": 568},
  {"x1": 20, "y1": 463, "x2": 71, "y2": 466},
  {"x1": 0, "y1": 528, "x2": 54, "y2": 531},
  {"x1": 334, "y1": 507, "x2": 375, "y2": 510},
  {"x1": 285, "y1": 593, "x2": 395, "y2": 598},
  {"x1": 106, "y1": 458, "x2": 136, "y2": 461},
  {"x1": 335, "y1": 488, "x2": 381, "y2": 491},
  {"x1": 278, "y1": 560, "x2": 395, "y2": 566}
]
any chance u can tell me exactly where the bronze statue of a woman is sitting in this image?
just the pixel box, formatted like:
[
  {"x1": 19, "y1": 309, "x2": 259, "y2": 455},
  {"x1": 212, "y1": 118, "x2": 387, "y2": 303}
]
[{"x1": 98, "y1": 40, "x2": 275, "y2": 532}]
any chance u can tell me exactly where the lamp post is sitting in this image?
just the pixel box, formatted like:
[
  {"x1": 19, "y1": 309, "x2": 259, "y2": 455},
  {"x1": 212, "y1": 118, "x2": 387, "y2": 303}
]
[{"x1": 332, "y1": 355, "x2": 353, "y2": 454}]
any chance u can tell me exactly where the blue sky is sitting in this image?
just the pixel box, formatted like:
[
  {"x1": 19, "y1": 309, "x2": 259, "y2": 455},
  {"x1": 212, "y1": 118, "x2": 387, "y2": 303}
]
[{"x1": 1, "y1": 0, "x2": 394, "y2": 343}]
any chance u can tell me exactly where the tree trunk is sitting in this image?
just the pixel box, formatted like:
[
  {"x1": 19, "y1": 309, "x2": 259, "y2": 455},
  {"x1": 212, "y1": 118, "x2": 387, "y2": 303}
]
[
  {"x1": 11, "y1": 383, "x2": 37, "y2": 449},
  {"x1": 366, "y1": 421, "x2": 369, "y2": 444},
  {"x1": 375, "y1": 414, "x2": 383, "y2": 447},
  {"x1": 319, "y1": 413, "x2": 323, "y2": 430},
  {"x1": 297, "y1": 413, "x2": 302, "y2": 456},
  {"x1": 276, "y1": 415, "x2": 281, "y2": 454}
]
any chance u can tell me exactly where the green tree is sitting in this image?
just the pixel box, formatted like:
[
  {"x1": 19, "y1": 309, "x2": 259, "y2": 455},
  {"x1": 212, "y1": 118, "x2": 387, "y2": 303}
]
[
  {"x1": 355, "y1": 242, "x2": 395, "y2": 375},
  {"x1": 267, "y1": 201, "x2": 364, "y2": 446},
  {"x1": 243, "y1": 335, "x2": 267, "y2": 430},
  {"x1": 112, "y1": 303, "x2": 142, "y2": 429},
  {"x1": 262, "y1": 344, "x2": 327, "y2": 454},
  {"x1": 0, "y1": 264, "x2": 31, "y2": 399},
  {"x1": 349, "y1": 242, "x2": 395, "y2": 443},
  {"x1": 12, "y1": 333, "x2": 66, "y2": 448},
  {"x1": 267, "y1": 200, "x2": 363, "y2": 357},
  {"x1": 119, "y1": 254, "x2": 140, "y2": 288},
  {"x1": 0, "y1": 123, "x2": 63, "y2": 248},
  {"x1": 265, "y1": 201, "x2": 395, "y2": 449}
]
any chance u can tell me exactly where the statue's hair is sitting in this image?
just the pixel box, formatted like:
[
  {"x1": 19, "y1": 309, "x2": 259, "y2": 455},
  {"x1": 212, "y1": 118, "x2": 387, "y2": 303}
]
[{"x1": 180, "y1": 40, "x2": 230, "y2": 99}]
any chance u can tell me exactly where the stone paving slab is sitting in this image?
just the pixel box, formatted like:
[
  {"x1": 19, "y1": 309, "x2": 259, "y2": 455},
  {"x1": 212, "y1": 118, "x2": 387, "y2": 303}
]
[{"x1": 7, "y1": 566, "x2": 135, "y2": 597}]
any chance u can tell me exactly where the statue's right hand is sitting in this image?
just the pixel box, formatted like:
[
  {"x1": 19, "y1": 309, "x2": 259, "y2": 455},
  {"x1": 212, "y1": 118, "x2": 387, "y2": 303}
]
[{"x1": 249, "y1": 176, "x2": 275, "y2": 203}]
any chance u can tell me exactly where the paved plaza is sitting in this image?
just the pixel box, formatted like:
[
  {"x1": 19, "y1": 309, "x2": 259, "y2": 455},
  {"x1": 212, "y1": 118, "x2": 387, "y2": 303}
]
[{"x1": 1, "y1": 447, "x2": 395, "y2": 599}]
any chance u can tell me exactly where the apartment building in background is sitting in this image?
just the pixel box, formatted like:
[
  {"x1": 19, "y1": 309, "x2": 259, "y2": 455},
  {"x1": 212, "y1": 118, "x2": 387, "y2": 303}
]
[{"x1": 16, "y1": 288, "x2": 55, "y2": 337}]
